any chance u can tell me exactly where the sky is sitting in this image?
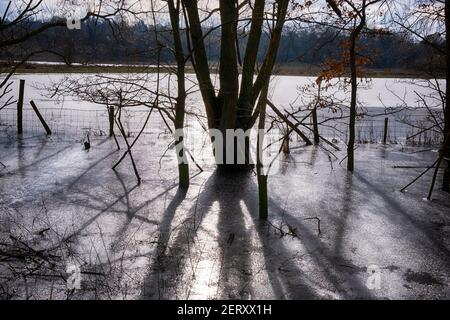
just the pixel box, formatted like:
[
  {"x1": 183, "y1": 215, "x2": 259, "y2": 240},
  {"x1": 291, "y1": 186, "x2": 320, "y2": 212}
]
[{"x1": 0, "y1": 0, "x2": 442, "y2": 33}]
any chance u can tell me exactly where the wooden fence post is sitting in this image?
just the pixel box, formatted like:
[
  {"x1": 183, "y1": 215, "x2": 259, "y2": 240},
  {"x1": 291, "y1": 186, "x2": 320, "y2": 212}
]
[
  {"x1": 30, "y1": 100, "x2": 52, "y2": 135},
  {"x1": 17, "y1": 79, "x2": 25, "y2": 134},
  {"x1": 109, "y1": 106, "x2": 114, "y2": 137},
  {"x1": 383, "y1": 117, "x2": 389, "y2": 145},
  {"x1": 312, "y1": 107, "x2": 320, "y2": 144}
]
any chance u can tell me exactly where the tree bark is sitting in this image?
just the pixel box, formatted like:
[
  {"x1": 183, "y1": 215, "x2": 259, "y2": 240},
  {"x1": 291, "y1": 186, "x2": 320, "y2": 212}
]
[
  {"x1": 443, "y1": 0, "x2": 450, "y2": 191},
  {"x1": 218, "y1": 0, "x2": 239, "y2": 130},
  {"x1": 250, "y1": 0, "x2": 289, "y2": 108},
  {"x1": 257, "y1": 83, "x2": 270, "y2": 219},
  {"x1": 282, "y1": 136, "x2": 290, "y2": 154},
  {"x1": 347, "y1": 3, "x2": 366, "y2": 172},
  {"x1": 312, "y1": 107, "x2": 320, "y2": 145},
  {"x1": 237, "y1": 0, "x2": 265, "y2": 128},
  {"x1": 108, "y1": 106, "x2": 114, "y2": 137},
  {"x1": 169, "y1": 0, "x2": 189, "y2": 188},
  {"x1": 183, "y1": 0, "x2": 217, "y2": 128}
]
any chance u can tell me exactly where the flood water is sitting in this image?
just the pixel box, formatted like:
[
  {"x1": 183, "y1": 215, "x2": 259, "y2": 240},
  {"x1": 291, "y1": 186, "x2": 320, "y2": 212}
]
[
  {"x1": 0, "y1": 73, "x2": 445, "y2": 145},
  {"x1": 0, "y1": 73, "x2": 449, "y2": 300}
]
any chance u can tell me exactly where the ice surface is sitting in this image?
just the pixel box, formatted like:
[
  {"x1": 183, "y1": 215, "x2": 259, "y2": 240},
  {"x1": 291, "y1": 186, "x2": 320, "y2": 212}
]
[
  {"x1": 2, "y1": 73, "x2": 445, "y2": 110},
  {"x1": 0, "y1": 132, "x2": 449, "y2": 299},
  {"x1": 0, "y1": 73, "x2": 448, "y2": 299}
]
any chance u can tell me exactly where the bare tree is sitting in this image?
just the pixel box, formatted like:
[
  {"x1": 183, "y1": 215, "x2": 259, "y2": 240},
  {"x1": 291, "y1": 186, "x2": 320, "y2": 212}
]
[
  {"x1": 0, "y1": 1, "x2": 146, "y2": 93},
  {"x1": 182, "y1": 0, "x2": 291, "y2": 170},
  {"x1": 324, "y1": 0, "x2": 384, "y2": 172},
  {"x1": 388, "y1": 0, "x2": 449, "y2": 191},
  {"x1": 167, "y1": 0, "x2": 190, "y2": 188}
]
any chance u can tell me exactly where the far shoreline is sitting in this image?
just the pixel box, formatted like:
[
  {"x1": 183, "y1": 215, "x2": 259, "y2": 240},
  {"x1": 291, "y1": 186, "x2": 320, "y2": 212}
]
[{"x1": 4, "y1": 61, "x2": 445, "y2": 80}]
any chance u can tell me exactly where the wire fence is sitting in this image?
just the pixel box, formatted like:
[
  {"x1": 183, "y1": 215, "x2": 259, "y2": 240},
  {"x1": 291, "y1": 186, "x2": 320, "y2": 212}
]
[
  {"x1": 0, "y1": 100, "x2": 444, "y2": 146},
  {"x1": 312, "y1": 115, "x2": 442, "y2": 146},
  {"x1": 0, "y1": 103, "x2": 162, "y2": 139}
]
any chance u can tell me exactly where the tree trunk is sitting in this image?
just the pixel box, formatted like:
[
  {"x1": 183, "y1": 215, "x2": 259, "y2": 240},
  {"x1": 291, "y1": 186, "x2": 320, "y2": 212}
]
[
  {"x1": 182, "y1": 0, "x2": 217, "y2": 128},
  {"x1": 218, "y1": 0, "x2": 239, "y2": 130},
  {"x1": 257, "y1": 83, "x2": 270, "y2": 219},
  {"x1": 348, "y1": 33, "x2": 357, "y2": 172},
  {"x1": 217, "y1": 133, "x2": 253, "y2": 172},
  {"x1": 443, "y1": 0, "x2": 450, "y2": 192},
  {"x1": 347, "y1": 7, "x2": 365, "y2": 172},
  {"x1": 182, "y1": 0, "x2": 289, "y2": 172},
  {"x1": 108, "y1": 106, "x2": 114, "y2": 137},
  {"x1": 443, "y1": 164, "x2": 450, "y2": 192},
  {"x1": 312, "y1": 107, "x2": 320, "y2": 145},
  {"x1": 282, "y1": 135, "x2": 290, "y2": 154},
  {"x1": 178, "y1": 162, "x2": 189, "y2": 188},
  {"x1": 169, "y1": 0, "x2": 189, "y2": 188},
  {"x1": 258, "y1": 174, "x2": 268, "y2": 219},
  {"x1": 237, "y1": 0, "x2": 265, "y2": 127}
]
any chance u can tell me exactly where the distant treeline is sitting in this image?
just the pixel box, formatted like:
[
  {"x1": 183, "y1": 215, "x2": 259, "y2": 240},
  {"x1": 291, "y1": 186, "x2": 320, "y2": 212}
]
[{"x1": 1, "y1": 18, "x2": 444, "y2": 73}]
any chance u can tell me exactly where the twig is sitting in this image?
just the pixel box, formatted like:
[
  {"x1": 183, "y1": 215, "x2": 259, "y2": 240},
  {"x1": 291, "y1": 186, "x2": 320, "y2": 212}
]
[
  {"x1": 393, "y1": 165, "x2": 437, "y2": 169},
  {"x1": 266, "y1": 100, "x2": 313, "y2": 145},
  {"x1": 185, "y1": 148, "x2": 203, "y2": 172},
  {"x1": 303, "y1": 217, "x2": 321, "y2": 236},
  {"x1": 400, "y1": 158, "x2": 439, "y2": 192}
]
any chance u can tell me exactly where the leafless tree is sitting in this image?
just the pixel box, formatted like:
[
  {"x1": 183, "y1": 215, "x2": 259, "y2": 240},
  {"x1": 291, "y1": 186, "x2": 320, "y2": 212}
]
[
  {"x1": 180, "y1": 0, "x2": 293, "y2": 170},
  {"x1": 388, "y1": 0, "x2": 449, "y2": 192}
]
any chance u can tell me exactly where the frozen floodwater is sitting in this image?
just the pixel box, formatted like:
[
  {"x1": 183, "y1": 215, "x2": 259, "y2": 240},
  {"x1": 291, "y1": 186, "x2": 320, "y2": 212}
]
[
  {"x1": 0, "y1": 73, "x2": 445, "y2": 145},
  {"x1": 0, "y1": 72, "x2": 448, "y2": 299},
  {"x1": 2, "y1": 73, "x2": 445, "y2": 110},
  {"x1": 0, "y1": 132, "x2": 449, "y2": 299}
]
